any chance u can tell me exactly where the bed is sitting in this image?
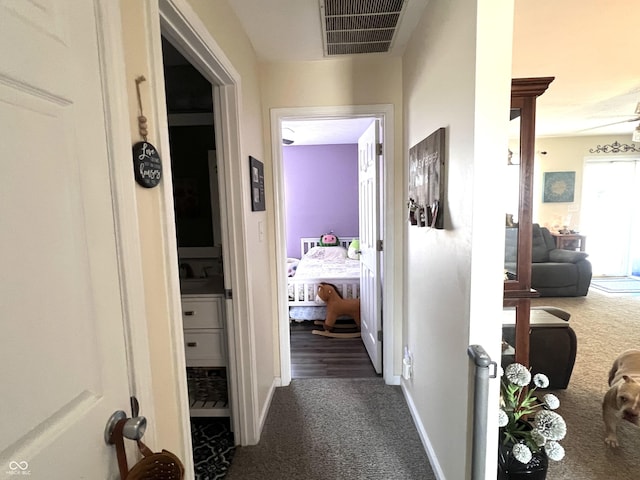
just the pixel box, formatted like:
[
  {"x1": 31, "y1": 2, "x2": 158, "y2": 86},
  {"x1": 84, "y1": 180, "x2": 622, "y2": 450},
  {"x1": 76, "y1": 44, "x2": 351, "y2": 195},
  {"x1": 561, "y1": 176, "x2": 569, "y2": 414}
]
[{"x1": 288, "y1": 236, "x2": 360, "y2": 321}]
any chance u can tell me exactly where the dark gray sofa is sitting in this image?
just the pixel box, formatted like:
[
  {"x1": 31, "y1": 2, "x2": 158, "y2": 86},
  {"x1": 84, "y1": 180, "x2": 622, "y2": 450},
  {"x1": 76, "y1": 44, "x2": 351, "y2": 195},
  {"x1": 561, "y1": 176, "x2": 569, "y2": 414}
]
[{"x1": 505, "y1": 224, "x2": 592, "y2": 297}]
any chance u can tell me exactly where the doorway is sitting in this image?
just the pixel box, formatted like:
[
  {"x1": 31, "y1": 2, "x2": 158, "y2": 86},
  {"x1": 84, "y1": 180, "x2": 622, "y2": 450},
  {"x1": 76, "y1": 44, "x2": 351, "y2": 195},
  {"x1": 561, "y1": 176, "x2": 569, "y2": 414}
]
[
  {"x1": 160, "y1": 36, "x2": 236, "y2": 476},
  {"x1": 281, "y1": 120, "x2": 378, "y2": 378},
  {"x1": 156, "y1": 0, "x2": 263, "y2": 451},
  {"x1": 271, "y1": 105, "x2": 397, "y2": 386}
]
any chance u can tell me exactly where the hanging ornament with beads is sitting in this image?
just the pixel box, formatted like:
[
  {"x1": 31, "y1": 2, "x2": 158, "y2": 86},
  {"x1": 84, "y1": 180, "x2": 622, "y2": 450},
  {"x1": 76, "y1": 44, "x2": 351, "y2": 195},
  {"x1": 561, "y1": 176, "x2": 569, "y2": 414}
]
[{"x1": 132, "y1": 75, "x2": 162, "y2": 188}]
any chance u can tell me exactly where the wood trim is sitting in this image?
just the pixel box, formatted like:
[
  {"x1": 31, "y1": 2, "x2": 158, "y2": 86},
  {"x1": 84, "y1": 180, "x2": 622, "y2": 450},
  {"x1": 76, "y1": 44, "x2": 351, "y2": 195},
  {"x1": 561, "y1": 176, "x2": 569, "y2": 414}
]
[
  {"x1": 504, "y1": 77, "x2": 554, "y2": 367},
  {"x1": 511, "y1": 77, "x2": 555, "y2": 98}
]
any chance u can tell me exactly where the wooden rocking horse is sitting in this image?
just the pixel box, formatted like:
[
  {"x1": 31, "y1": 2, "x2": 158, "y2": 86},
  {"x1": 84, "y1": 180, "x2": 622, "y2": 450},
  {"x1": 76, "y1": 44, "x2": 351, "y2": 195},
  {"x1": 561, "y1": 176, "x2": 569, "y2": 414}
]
[{"x1": 312, "y1": 282, "x2": 361, "y2": 338}]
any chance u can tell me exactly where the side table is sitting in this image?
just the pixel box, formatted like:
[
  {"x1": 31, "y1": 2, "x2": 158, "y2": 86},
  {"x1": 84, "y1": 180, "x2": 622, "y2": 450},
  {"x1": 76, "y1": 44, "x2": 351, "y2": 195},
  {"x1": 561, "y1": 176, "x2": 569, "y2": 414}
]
[{"x1": 551, "y1": 233, "x2": 586, "y2": 252}]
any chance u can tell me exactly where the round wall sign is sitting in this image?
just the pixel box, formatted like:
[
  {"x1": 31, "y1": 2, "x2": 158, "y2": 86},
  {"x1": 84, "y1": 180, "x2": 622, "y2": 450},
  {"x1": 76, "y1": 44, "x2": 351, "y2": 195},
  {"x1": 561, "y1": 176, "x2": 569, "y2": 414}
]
[{"x1": 133, "y1": 141, "x2": 162, "y2": 188}]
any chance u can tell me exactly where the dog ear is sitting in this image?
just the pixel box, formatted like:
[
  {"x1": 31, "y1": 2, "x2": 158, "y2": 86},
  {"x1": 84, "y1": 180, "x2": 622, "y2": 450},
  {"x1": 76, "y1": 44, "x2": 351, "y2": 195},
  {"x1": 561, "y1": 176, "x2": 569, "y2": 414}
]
[{"x1": 622, "y1": 375, "x2": 637, "y2": 384}]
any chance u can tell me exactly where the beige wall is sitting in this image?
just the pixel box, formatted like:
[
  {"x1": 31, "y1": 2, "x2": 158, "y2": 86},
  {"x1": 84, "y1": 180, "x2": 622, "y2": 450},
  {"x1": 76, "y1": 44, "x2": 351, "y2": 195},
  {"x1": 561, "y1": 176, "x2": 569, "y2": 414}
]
[
  {"x1": 402, "y1": 0, "x2": 513, "y2": 477},
  {"x1": 119, "y1": 0, "x2": 275, "y2": 456},
  {"x1": 533, "y1": 134, "x2": 632, "y2": 232},
  {"x1": 260, "y1": 56, "x2": 405, "y2": 374}
]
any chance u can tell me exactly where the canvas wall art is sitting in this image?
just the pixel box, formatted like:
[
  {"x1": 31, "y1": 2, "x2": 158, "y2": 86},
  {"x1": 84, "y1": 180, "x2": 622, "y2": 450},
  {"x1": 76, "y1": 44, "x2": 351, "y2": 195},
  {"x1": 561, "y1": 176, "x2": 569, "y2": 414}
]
[
  {"x1": 543, "y1": 171, "x2": 575, "y2": 203},
  {"x1": 408, "y1": 127, "x2": 446, "y2": 229}
]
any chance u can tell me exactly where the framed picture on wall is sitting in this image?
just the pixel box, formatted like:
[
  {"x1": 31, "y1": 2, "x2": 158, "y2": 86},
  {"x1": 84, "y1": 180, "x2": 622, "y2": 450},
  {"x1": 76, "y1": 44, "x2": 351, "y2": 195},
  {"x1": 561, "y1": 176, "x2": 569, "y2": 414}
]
[
  {"x1": 543, "y1": 171, "x2": 575, "y2": 203},
  {"x1": 408, "y1": 127, "x2": 446, "y2": 228},
  {"x1": 250, "y1": 156, "x2": 265, "y2": 211}
]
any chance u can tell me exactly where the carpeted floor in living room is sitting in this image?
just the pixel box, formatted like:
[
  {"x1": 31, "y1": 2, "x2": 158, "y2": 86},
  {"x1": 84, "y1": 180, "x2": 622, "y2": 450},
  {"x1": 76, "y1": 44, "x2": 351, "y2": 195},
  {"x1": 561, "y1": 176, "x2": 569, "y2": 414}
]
[{"x1": 530, "y1": 287, "x2": 640, "y2": 479}]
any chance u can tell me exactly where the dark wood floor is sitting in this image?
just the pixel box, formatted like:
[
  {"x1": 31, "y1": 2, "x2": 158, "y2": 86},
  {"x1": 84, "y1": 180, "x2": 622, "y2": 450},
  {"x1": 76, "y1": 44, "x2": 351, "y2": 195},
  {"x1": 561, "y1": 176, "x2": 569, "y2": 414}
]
[{"x1": 290, "y1": 321, "x2": 379, "y2": 378}]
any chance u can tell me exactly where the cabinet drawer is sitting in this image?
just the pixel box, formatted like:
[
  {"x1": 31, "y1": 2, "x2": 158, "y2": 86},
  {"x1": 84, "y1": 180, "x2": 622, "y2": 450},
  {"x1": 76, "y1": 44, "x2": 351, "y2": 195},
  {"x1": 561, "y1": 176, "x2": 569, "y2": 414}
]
[
  {"x1": 184, "y1": 330, "x2": 226, "y2": 367},
  {"x1": 181, "y1": 297, "x2": 223, "y2": 329}
]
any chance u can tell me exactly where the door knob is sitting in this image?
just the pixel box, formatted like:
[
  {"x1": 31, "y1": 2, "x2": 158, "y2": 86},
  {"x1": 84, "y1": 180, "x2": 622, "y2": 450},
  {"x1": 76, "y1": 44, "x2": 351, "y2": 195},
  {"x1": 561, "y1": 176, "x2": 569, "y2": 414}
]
[{"x1": 104, "y1": 410, "x2": 147, "y2": 444}]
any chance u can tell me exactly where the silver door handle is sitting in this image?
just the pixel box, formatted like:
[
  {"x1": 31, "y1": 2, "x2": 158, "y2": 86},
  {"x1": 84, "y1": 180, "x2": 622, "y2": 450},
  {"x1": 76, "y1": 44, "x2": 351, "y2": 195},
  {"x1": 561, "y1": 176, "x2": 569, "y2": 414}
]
[{"x1": 105, "y1": 410, "x2": 147, "y2": 444}]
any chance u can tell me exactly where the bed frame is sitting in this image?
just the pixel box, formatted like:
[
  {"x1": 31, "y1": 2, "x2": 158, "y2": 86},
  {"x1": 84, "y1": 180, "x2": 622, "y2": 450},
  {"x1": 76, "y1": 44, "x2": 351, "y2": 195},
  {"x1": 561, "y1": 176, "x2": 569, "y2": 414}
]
[{"x1": 288, "y1": 236, "x2": 359, "y2": 307}]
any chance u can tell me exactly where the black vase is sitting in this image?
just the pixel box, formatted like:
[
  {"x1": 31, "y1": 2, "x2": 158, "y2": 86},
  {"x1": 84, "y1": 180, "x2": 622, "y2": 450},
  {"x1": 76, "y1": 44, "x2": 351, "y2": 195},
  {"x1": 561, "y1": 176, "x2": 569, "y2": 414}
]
[{"x1": 497, "y1": 442, "x2": 548, "y2": 480}]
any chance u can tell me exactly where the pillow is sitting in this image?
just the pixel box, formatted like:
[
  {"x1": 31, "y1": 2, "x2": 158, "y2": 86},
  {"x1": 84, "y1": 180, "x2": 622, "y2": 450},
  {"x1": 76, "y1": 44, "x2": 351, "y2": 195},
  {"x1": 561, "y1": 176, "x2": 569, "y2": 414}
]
[
  {"x1": 319, "y1": 233, "x2": 339, "y2": 246},
  {"x1": 347, "y1": 239, "x2": 360, "y2": 260},
  {"x1": 305, "y1": 246, "x2": 348, "y2": 261},
  {"x1": 286, "y1": 258, "x2": 300, "y2": 277}
]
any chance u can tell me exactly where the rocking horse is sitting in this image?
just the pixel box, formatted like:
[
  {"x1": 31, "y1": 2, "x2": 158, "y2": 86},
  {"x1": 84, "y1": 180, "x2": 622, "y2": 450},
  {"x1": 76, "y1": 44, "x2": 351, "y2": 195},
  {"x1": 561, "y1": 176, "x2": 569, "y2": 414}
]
[{"x1": 312, "y1": 282, "x2": 361, "y2": 339}]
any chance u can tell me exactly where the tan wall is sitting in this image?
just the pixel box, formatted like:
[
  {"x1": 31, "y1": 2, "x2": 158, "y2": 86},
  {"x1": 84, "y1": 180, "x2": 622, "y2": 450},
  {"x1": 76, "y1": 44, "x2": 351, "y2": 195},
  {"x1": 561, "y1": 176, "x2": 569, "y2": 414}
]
[
  {"x1": 533, "y1": 134, "x2": 632, "y2": 232},
  {"x1": 260, "y1": 56, "x2": 405, "y2": 374}
]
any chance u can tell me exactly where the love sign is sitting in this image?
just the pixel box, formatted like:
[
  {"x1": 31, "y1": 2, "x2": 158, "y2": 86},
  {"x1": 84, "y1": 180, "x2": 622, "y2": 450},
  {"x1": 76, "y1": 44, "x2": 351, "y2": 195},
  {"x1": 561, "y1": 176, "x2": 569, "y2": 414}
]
[{"x1": 133, "y1": 141, "x2": 162, "y2": 188}]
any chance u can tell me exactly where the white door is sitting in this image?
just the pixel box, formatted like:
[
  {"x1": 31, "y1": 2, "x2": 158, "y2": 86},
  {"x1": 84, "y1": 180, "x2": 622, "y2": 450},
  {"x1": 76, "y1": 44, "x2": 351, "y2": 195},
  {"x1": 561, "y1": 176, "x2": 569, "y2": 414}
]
[
  {"x1": 1, "y1": 2, "x2": 133, "y2": 477},
  {"x1": 358, "y1": 121, "x2": 382, "y2": 373}
]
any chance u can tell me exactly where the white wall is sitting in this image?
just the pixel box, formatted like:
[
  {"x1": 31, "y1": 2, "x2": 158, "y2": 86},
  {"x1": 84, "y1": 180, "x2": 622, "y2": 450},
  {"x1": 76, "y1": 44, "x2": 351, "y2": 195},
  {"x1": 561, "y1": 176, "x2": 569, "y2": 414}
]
[{"x1": 402, "y1": 0, "x2": 513, "y2": 478}]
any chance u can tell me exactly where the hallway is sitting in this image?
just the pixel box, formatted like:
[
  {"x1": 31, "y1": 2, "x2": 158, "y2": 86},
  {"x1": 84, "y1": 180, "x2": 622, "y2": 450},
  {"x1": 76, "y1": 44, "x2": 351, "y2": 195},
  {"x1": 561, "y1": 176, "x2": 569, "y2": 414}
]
[{"x1": 225, "y1": 378, "x2": 434, "y2": 479}]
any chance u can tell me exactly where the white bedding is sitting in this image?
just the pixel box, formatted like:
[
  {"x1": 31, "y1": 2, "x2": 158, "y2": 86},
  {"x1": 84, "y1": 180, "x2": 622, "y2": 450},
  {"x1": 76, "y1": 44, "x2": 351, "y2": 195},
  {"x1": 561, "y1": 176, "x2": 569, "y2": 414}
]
[
  {"x1": 288, "y1": 246, "x2": 360, "y2": 320},
  {"x1": 293, "y1": 246, "x2": 361, "y2": 279}
]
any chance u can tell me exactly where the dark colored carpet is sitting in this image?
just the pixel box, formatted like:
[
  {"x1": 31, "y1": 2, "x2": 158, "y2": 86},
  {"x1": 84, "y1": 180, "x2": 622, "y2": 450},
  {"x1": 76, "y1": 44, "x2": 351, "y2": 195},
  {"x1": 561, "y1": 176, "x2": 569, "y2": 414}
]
[
  {"x1": 191, "y1": 417, "x2": 235, "y2": 480},
  {"x1": 590, "y1": 276, "x2": 640, "y2": 293},
  {"x1": 225, "y1": 378, "x2": 434, "y2": 480}
]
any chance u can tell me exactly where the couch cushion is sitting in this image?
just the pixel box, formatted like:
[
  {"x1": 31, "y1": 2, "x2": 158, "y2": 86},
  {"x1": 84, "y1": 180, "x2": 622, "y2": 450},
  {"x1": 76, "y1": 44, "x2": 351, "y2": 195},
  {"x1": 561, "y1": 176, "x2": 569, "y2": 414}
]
[
  {"x1": 549, "y1": 249, "x2": 589, "y2": 263},
  {"x1": 531, "y1": 224, "x2": 549, "y2": 263},
  {"x1": 531, "y1": 262, "x2": 578, "y2": 287}
]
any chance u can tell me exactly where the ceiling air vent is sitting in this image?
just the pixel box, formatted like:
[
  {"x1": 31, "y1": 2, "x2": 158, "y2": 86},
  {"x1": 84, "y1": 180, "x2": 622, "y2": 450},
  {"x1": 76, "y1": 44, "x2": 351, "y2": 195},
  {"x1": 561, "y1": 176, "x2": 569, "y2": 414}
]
[{"x1": 320, "y1": 0, "x2": 407, "y2": 56}]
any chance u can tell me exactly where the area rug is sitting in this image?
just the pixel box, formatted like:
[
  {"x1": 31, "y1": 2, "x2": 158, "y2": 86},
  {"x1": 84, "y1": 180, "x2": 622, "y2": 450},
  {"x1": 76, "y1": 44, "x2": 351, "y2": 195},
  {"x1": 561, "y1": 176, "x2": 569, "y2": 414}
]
[
  {"x1": 590, "y1": 276, "x2": 640, "y2": 293},
  {"x1": 191, "y1": 417, "x2": 235, "y2": 480}
]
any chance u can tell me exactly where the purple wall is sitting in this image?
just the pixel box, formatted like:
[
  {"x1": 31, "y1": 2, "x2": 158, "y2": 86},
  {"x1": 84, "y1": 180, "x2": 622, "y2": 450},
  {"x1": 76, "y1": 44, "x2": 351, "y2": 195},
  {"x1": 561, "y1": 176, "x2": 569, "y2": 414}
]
[{"x1": 283, "y1": 144, "x2": 359, "y2": 258}]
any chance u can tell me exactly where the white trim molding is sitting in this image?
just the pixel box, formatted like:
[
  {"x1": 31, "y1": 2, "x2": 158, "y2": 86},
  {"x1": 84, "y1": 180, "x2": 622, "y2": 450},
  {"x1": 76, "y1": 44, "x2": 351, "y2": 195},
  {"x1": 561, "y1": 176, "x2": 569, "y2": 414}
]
[{"x1": 402, "y1": 383, "x2": 445, "y2": 479}]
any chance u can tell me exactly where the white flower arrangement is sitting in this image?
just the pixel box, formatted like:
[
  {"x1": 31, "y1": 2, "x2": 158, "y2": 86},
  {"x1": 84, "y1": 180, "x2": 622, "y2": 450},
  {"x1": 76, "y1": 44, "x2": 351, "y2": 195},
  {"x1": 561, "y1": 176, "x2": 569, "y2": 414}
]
[{"x1": 499, "y1": 363, "x2": 567, "y2": 464}]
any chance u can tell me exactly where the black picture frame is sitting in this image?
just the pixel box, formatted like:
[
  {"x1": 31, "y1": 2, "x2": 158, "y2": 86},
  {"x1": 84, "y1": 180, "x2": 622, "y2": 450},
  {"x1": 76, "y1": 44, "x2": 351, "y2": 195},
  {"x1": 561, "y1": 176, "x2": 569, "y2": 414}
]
[{"x1": 249, "y1": 156, "x2": 265, "y2": 211}]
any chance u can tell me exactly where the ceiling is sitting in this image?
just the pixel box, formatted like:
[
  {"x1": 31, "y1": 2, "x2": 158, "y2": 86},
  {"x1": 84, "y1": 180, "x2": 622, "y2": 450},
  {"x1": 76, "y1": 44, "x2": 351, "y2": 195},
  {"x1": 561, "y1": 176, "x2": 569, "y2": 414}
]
[{"x1": 229, "y1": 0, "x2": 640, "y2": 145}]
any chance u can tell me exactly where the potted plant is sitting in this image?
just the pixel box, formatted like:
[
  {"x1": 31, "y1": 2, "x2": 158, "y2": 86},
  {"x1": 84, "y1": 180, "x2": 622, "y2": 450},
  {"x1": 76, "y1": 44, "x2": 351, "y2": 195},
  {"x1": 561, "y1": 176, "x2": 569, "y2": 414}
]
[{"x1": 498, "y1": 363, "x2": 567, "y2": 479}]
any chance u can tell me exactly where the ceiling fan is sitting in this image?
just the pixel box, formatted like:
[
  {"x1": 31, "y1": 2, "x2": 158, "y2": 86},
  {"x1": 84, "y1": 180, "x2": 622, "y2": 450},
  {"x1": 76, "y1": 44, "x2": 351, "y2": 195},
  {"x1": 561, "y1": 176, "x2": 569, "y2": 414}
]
[{"x1": 579, "y1": 101, "x2": 640, "y2": 136}]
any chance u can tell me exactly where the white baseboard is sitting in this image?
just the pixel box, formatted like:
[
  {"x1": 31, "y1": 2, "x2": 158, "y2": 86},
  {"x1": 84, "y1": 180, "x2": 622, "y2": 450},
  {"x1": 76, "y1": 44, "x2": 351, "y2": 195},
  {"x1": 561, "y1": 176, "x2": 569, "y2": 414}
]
[
  {"x1": 387, "y1": 374, "x2": 401, "y2": 386},
  {"x1": 401, "y1": 382, "x2": 446, "y2": 480},
  {"x1": 256, "y1": 377, "x2": 279, "y2": 436}
]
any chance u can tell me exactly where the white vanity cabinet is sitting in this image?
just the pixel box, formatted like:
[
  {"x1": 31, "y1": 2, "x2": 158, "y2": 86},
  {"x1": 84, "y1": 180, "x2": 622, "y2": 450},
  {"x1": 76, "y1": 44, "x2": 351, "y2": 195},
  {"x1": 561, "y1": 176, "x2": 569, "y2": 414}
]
[{"x1": 182, "y1": 294, "x2": 229, "y2": 417}]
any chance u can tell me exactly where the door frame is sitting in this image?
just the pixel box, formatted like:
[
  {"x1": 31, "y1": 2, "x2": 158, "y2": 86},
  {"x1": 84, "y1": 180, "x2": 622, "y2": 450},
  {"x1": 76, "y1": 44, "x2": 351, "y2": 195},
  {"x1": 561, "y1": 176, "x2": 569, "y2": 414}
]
[
  {"x1": 147, "y1": 0, "x2": 259, "y2": 447},
  {"x1": 271, "y1": 104, "x2": 396, "y2": 385}
]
